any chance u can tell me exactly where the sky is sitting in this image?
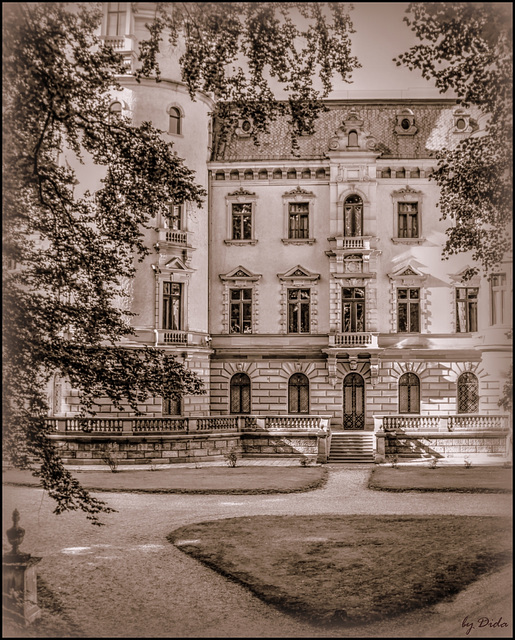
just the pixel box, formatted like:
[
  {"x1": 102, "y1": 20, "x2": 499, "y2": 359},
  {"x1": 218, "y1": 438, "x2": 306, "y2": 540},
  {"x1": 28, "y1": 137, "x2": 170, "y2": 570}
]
[{"x1": 330, "y1": 2, "x2": 445, "y2": 98}]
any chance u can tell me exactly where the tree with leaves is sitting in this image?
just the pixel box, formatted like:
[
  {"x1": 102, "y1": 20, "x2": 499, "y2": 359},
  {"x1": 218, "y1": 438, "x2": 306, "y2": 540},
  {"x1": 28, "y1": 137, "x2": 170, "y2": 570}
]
[
  {"x1": 396, "y1": 2, "x2": 513, "y2": 279},
  {"x1": 136, "y1": 2, "x2": 360, "y2": 152},
  {"x1": 3, "y1": 2, "x2": 361, "y2": 523},
  {"x1": 3, "y1": 2, "x2": 206, "y2": 524}
]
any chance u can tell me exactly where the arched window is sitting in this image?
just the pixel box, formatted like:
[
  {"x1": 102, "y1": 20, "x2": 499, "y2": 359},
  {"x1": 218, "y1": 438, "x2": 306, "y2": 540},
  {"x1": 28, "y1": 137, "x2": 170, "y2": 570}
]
[
  {"x1": 109, "y1": 101, "x2": 122, "y2": 120},
  {"x1": 230, "y1": 373, "x2": 251, "y2": 414},
  {"x1": 288, "y1": 373, "x2": 309, "y2": 414},
  {"x1": 169, "y1": 107, "x2": 181, "y2": 135},
  {"x1": 399, "y1": 372, "x2": 420, "y2": 414},
  {"x1": 457, "y1": 373, "x2": 479, "y2": 413},
  {"x1": 343, "y1": 194, "x2": 363, "y2": 237},
  {"x1": 348, "y1": 130, "x2": 358, "y2": 146}
]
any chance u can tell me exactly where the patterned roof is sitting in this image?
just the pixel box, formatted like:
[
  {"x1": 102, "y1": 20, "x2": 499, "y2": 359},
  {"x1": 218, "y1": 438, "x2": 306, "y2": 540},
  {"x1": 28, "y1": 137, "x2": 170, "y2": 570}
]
[{"x1": 212, "y1": 100, "x2": 482, "y2": 162}]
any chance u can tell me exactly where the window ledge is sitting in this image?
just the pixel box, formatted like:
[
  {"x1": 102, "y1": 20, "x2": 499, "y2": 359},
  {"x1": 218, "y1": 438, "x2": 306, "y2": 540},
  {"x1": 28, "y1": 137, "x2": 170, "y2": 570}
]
[
  {"x1": 167, "y1": 132, "x2": 184, "y2": 138},
  {"x1": 281, "y1": 238, "x2": 316, "y2": 246},
  {"x1": 224, "y1": 239, "x2": 258, "y2": 246},
  {"x1": 392, "y1": 237, "x2": 425, "y2": 245}
]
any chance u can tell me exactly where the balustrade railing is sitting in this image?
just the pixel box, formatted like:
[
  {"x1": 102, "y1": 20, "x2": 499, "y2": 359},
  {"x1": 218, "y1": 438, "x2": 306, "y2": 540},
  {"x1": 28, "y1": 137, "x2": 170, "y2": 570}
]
[
  {"x1": 160, "y1": 330, "x2": 189, "y2": 345},
  {"x1": 448, "y1": 414, "x2": 509, "y2": 431},
  {"x1": 196, "y1": 417, "x2": 239, "y2": 431},
  {"x1": 133, "y1": 418, "x2": 187, "y2": 432},
  {"x1": 377, "y1": 414, "x2": 509, "y2": 432},
  {"x1": 264, "y1": 416, "x2": 322, "y2": 430},
  {"x1": 332, "y1": 332, "x2": 377, "y2": 348},
  {"x1": 46, "y1": 414, "x2": 329, "y2": 435}
]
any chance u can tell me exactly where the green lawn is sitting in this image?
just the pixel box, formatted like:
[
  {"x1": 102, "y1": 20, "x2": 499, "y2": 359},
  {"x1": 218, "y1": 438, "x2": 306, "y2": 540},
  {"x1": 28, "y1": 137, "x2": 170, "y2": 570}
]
[
  {"x1": 369, "y1": 465, "x2": 513, "y2": 493},
  {"x1": 2, "y1": 466, "x2": 327, "y2": 494},
  {"x1": 170, "y1": 515, "x2": 512, "y2": 626}
]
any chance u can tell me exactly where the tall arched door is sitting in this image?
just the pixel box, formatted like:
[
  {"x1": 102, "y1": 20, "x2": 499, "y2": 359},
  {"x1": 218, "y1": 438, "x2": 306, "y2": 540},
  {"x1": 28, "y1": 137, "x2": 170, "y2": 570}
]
[{"x1": 343, "y1": 373, "x2": 365, "y2": 430}]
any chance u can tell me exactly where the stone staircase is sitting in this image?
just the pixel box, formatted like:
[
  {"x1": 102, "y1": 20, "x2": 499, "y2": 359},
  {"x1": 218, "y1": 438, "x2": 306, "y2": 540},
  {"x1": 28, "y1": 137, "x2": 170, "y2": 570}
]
[{"x1": 328, "y1": 431, "x2": 375, "y2": 463}]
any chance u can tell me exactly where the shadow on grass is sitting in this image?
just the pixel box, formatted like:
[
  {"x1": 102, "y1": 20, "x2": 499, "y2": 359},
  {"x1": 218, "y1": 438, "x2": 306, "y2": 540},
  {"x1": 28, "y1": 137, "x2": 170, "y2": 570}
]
[{"x1": 169, "y1": 514, "x2": 512, "y2": 627}]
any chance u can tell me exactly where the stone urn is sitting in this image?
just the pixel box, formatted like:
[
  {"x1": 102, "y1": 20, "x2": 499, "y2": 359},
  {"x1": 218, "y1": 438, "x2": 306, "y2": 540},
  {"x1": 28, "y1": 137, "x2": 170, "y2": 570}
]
[{"x1": 6, "y1": 509, "x2": 28, "y2": 558}]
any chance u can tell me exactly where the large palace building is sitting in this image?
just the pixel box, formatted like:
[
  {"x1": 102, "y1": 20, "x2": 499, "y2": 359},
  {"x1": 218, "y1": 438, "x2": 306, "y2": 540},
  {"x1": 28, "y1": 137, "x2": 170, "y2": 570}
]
[{"x1": 49, "y1": 3, "x2": 512, "y2": 465}]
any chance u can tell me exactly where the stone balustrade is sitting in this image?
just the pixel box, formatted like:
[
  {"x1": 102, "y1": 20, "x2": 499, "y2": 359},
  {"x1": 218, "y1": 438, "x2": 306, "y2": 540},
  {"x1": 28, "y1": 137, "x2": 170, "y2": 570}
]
[
  {"x1": 45, "y1": 414, "x2": 330, "y2": 435},
  {"x1": 375, "y1": 414, "x2": 510, "y2": 433}
]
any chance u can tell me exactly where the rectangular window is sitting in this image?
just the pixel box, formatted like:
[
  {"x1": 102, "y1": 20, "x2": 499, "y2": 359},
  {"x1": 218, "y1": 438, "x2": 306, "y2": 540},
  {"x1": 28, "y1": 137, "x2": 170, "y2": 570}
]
[
  {"x1": 288, "y1": 202, "x2": 309, "y2": 239},
  {"x1": 342, "y1": 287, "x2": 366, "y2": 332},
  {"x1": 163, "y1": 397, "x2": 181, "y2": 416},
  {"x1": 162, "y1": 282, "x2": 182, "y2": 330},
  {"x1": 490, "y1": 274, "x2": 506, "y2": 325},
  {"x1": 456, "y1": 287, "x2": 478, "y2": 332},
  {"x1": 166, "y1": 204, "x2": 182, "y2": 230},
  {"x1": 397, "y1": 288, "x2": 420, "y2": 332},
  {"x1": 230, "y1": 289, "x2": 252, "y2": 334},
  {"x1": 231, "y1": 203, "x2": 252, "y2": 240},
  {"x1": 107, "y1": 2, "x2": 127, "y2": 36},
  {"x1": 398, "y1": 202, "x2": 419, "y2": 238},
  {"x1": 288, "y1": 289, "x2": 310, "y2": 333}
]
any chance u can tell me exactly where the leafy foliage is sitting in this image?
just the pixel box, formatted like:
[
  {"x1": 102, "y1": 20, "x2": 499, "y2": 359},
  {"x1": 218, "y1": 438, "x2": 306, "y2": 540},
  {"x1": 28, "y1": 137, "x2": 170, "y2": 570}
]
[
  {"x1": 396, "y1": 2, "x2": 512, "y2": 278},
  {"x1": 3, "y1": 3, "x2": 206, "y2": 523},
  {"x1": 136, "y1": 2, "x2": 360, "y2": 153}
]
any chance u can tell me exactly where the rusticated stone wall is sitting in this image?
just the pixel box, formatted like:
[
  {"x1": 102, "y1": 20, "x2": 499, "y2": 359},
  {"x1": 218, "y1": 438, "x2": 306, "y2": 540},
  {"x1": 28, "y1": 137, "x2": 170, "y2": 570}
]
[{"x1": 49, "y1": 431, "x2": 323, "y2": 466}]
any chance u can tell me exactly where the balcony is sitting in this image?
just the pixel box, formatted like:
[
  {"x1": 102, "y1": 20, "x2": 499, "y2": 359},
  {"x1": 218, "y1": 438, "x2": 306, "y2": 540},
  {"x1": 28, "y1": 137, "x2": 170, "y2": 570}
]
[
  {"x1": 335, "y1": 236, "x2": 372, "y2": 250},
  {"x1": 100, "y1": 35, "x2": 137, "y2": 73},
  {"x1": 158, "y1": 228, "x2": 191, "y2": 247},
  {"x1": 329, "y1": 332, "x2": 378, "y2": 348},
  {"x1": 158, "y1": 330, "x2": 189, "y2": 345}
]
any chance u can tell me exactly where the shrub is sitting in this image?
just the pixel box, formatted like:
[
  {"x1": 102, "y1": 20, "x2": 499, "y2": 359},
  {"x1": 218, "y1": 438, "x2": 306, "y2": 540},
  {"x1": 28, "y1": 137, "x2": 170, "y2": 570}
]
[
  {"x1": 464, "y1": 458, "x2": 472, "y2": 469},
  {"x1": 99, "y1": 443, "x2": 120, "y2": 473},
  {"x1": 428, "y1": 458, "x2": 438, "y2": 469},
  {"x1": 299, "y1": 456, "x2": 312, "y2": 467},
  {"x1": 224, "y1": 447, "x2": 238, "y2": 468},
  {"x1": 387, "y1": 454, "x2": 399, "y2": 469}
]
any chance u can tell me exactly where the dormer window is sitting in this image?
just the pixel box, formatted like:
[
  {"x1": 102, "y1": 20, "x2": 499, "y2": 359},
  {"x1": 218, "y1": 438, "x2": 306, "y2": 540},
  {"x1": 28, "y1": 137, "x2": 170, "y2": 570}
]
[{"x1": 348, "y1": 130, "x2": 358, "y2": 147}]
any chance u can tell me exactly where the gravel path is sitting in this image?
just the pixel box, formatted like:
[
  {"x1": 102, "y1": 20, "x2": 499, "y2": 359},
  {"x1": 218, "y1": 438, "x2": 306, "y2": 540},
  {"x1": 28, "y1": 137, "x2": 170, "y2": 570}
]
[{"x1": 2, "y1": 466, "x2": 512, "y2": 638}]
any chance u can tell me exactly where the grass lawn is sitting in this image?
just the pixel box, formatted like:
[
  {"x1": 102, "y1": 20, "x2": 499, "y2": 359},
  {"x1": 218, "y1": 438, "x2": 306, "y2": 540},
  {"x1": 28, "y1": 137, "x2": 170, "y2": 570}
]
[
  {"x1": 170, "y1": 514, "x2": 512, "y2": 626},
  {"x1": 369, "y1": 466, "x2": 513, "y2": 493},
  {"x1": 2, "y1": 466, "x2": 327, "y2": 494}
]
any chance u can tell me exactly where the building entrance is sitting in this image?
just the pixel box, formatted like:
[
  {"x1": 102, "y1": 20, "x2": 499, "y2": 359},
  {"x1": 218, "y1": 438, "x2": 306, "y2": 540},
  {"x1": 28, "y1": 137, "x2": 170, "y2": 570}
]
[{"x1": 343, "y1": 373, "x2": 365, "y2": 430}]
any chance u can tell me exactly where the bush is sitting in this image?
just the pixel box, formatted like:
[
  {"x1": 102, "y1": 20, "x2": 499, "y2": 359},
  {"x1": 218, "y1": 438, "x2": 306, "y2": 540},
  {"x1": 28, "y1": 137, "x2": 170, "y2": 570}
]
[
  {"x1": 224, "y1": 447, "x2": 238, "y2": 468},
  {"x1": 99, "y1": 443, "x2": 120, "y2": 473}
]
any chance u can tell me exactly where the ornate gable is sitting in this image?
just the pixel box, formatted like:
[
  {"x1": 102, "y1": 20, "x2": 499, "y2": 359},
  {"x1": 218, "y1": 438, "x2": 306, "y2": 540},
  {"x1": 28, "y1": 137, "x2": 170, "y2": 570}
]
[
  {"x1": 220, "y1": 265, "x2": 261, "y2": 282},
  {"x1": 278, "y1": 265, "x2": 320, "y2": 282}
]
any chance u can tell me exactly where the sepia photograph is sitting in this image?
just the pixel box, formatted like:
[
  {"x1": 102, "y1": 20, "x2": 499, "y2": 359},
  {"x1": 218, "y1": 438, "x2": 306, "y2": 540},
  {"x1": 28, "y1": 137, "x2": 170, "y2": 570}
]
[{"x1": 3, "y1": 2, "x2": 512, "y2": 637}]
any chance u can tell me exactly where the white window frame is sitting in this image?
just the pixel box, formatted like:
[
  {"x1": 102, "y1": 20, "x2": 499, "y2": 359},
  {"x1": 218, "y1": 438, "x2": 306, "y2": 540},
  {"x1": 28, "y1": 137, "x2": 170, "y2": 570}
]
[
  {"x1": 281, "y1": 186, "x2": 316, "y2": 245},
  {"x1": 224, "y1": 188, "x2": 258, "y2": 246}
]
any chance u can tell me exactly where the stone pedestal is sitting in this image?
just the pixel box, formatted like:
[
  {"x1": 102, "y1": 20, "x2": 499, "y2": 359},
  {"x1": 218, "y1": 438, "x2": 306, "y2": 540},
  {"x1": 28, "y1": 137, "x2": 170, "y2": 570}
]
[
  {"x1": 3, "y1": 509, "x2": 42, "y2": 625},
  {"x1": 3, "y1": 554, "x2": 42, "y2": 625}
]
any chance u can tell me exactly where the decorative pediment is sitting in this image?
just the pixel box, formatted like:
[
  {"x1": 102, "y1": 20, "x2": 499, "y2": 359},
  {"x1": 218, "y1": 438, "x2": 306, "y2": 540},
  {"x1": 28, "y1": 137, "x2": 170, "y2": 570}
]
[
  {"x1": 278, "y1": 265, "x2": 320, "y2": 282},
  {"x1": 163, "y1": 256, "x2": 192, "y2": 272},
  {"x1": 391, "y1": 185, "x2": 422, "y2": 198},
  {"x1": 449, "y1": 267, "x2": 481, "y2": 286},
  {"x1": 328, "y1": 111, "x2": 378, "y2": 153},
  {"x1": 282, "y1": 185, "x2": 315, "y2": 198},
  {"x1": 388, "y1": 263, "x2": 427, "y2": 282},
  {"x1": 220, "y1": 265, "x2": 261, "y2": 282},
  {"x1": 227, "y1": 187, "x2": 256, "y2": 198}
]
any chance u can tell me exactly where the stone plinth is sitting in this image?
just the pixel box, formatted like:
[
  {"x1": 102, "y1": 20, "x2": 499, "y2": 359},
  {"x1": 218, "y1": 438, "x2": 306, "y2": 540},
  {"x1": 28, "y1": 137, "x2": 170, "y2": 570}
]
[{"x1": 3, "y1": 554, "x2": 42, "y2": 625}]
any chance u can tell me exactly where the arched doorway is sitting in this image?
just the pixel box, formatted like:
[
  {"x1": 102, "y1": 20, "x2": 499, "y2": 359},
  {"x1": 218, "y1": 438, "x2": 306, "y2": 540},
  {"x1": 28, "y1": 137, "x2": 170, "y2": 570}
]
[{"x1": 343, "y1": 373, "x2": 365, "y2": 430}]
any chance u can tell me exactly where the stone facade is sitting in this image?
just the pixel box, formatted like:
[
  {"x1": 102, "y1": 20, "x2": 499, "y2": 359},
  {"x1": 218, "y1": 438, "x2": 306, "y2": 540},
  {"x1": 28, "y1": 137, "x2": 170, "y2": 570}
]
[{"x1": 45, "y1": 4, "x2": 511, "y2": 463}]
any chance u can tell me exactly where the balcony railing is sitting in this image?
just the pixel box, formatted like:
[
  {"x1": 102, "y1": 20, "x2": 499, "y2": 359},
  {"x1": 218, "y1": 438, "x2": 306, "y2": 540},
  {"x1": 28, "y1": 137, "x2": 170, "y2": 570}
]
[
  {"x1": 159, "y1": 330, "x2": 189, "y2": 345},
  {"x1": 335, "y1": 236, "x2": 371, "y2": 250},
  {"x1": 158, "y1": 228, "x2": 190, "y2": 246},
  {"x1": 330, "y1": 332, "x2": 378, "y2": 348},
  {"x1": 375, "y1": 414, "x2": 510, "y2": 433}
]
